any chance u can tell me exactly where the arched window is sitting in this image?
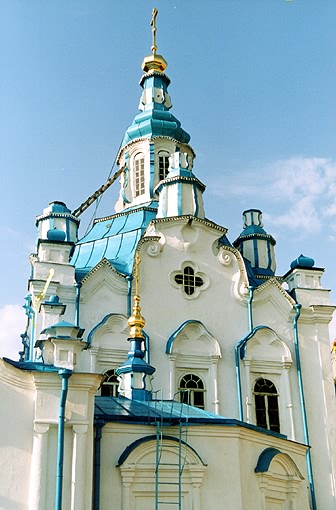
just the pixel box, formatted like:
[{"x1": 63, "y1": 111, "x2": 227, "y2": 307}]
[
  {"x1": 174, "y1": 266, "x2": 204, "y2": 296},
  {"x1": 133, "y1": 153, "x2": 145, "y2": 197},
  {"x1": 158, "y1": 151, "x2": 170, "y2": 181},
  {"x1": 101, "y1": 369, "x2": 119, "y2": 397},
  {"x1": 254, "y1": 378, "x2": 280, "y2": 433},
  {"x1": 179, "y1": 374, "x2": 205, "y2": 409}
]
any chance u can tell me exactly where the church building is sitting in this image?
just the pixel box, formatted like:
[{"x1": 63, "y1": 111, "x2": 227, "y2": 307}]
[{"x1": 1, "y1": 9, "x2": 335, "y2": 510}]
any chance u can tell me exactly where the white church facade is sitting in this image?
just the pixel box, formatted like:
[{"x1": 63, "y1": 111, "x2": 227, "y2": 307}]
[{"x1": 1, "y1": 10, "x2": 335, "y2": 510}]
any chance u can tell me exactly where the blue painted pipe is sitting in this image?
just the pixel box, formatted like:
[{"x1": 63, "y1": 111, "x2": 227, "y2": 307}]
[
  {"x1": 235, "y1": 286, "x2": 254, "y2": 421},
  {"x1": 75, "y1": 283, "x2": 82, "y2": 327},
  {"x1": 93, "y1": 421, "x2": 105, "y2": 510},
  {"x1": 293, "y1": 304, "x2": 317, "y2": 510},
  {"x1": 55, "y1": 369, "x2": 72, "y2": 510},
  {"x1": 126, "y1": 275, "x2": 133, "y2": 318}
]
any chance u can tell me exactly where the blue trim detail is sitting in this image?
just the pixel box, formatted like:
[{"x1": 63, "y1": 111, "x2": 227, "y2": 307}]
[
  {"x1": 253, "y1": 238, "x2": 259, "y2": 267},
  {"x1": 87, "y1": 314, "x2": 127, "y2": 346},
  {"x1": 193, "y1": 184, "x2": 199, "y2": 217},
  {"x1": 75, "y1": 283, "x2": 81, "y2": 327},
  {"x1": 117, "y1": 434, "x2": 204, "y2": 467},
  {"x1": 55, "y1": 369, "x2": 72, "y2": 510},
  {"x1": 177, "y1": 182, "x2": 182, "y2": 216},
  {"x1": 65, "y1": 218, "x2": 70, "y2": 242},
  {"x1": 149, "y1": 142, "x2": 155, "y2": 197},
  {"x1": 166, "y1": 320, "x2": 212, "y2": 354},
  {"x1": 267, "y1": 239, "x2": 272, "y2": 270},
  {"x1": 235, "y1": 287, "x2": 254, "y2": 421},
  {"x1": 126, "y1": 276, "x2": 133, "y2": 318},
  {"x1": 87, "y1": 312, "x2": 150, "y2": 363},
  {"x1": 293, "y1": 304, "x2": 317, "y2": 510},
  {"x1": 255, "y1": 447, "x2": 281, "y2": 473},
  {"x1": 121, "y1": 152, "x2": 130, "y2": 204}
]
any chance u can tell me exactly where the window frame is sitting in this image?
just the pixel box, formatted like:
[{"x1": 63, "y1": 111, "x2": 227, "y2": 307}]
[
  {"x1": 158, "y1": 151, "x2": 170, "y2": 181},
  {"x1": 178, "y1": 373, "x2": 206, "y2": 410},
  {"x1": 253, "y1": 378, "x2": 280, "y2": 433},
  {"x1": 133, "y1": 152, "x2": 145, "y2": 197},
  {"x1": 101, "y1": 368, "x2": 119, "y2": 397}
]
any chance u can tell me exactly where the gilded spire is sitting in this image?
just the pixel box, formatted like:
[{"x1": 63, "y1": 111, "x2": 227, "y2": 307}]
[
  {"x1": 128, "y1": 252, "x2": 145, "y2": 338},
  {"x1": 142, "y1": 8, "x2": 168, "y2": 74}
]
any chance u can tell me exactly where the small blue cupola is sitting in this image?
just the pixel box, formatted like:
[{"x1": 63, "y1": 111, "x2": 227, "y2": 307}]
[
  {"x1": 37, "y1": 321, "x2": 86, "y2": 370},
  {"x1": 284, "y1": 254, "x2": 326, "y2": 301},
  {"x1": 155, "y1": 151, "x2": 206, "y2": 219},
  {"x1": 233, "y1": 209, "x2": 276, "y2": 277},
  {"x1": 116, "y1": 255, "x2": 155, "y2": 401},
  {"x1": 36, "y1": 201, "x2": 79, "y2": 245}
]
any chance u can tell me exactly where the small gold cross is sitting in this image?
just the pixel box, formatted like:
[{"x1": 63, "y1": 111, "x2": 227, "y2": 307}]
[{"x1": 151, "y1": 7, "x2": 158, "y2": 54}]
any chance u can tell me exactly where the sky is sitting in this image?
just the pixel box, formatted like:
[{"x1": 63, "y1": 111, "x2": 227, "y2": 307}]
[{"x1": 1, "y1": 0, "x2": 336, "y2": 358}]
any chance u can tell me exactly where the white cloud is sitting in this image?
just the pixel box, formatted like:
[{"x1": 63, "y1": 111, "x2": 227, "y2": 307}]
[
  {"x1": 0, "y1": 304, "x2": 26, "y2": 360},
  {"x1": 208, "y1": 156, "x2": 336, "y2": 235}
]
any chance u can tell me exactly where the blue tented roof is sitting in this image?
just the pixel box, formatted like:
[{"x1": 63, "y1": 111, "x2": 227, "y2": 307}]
[{"x1": 71, "y1": 205, "x2": 158, "y2": 281}]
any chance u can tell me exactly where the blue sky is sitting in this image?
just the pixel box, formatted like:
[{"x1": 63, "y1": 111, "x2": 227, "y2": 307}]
[{"x1": 1, "y1": 0, "x2": 336, "y2": 356}]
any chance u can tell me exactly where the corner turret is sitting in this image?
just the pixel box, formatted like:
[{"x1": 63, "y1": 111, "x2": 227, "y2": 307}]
[
  {"x1": 233, "y1": 209, "x2": 276, "y2": 278},
  {"x1": 155, "y1": 151, "x2": 205, "y2": 218}
]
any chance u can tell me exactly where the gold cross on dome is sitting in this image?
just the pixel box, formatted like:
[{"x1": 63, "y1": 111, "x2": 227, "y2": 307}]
[{"x1": 151, "y1": 7, "x2": 158, "y2": 54}]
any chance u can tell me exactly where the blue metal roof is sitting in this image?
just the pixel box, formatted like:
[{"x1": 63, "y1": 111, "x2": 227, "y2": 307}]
[
  {"x1": 71, "y1": 205, "x2": 158, "y2": 281},
  {"x1": 94, "y1": 396, "x2": 287, "y2": 439}
]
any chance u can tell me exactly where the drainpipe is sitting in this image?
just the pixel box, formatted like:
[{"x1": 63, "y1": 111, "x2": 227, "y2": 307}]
[
  {"x1": 293, "y1": 304, "x2": 317, "y2": 510},
  {"x1": 126, "y1": 275, "x2": 133, "y2": 318},
  {"x1": 93, "y1": 420, "x2": 105, "y2": 510},
  {"x1": 55, "y1": 369, "x2": 72, "y2": 510},
  {"x1": 75, "y1": 283, "x2": 82, "y2": 327},
  {"x1": 235, "y1": 286, "x2": 254, "y2": 421}
]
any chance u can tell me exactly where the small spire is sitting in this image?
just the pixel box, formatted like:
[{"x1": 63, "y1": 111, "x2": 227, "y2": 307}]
[
  {"x1": 142, "y1": 8, "x2": 168, "y2": 74},
  {"x1": 128, "y1": 252, "x2": 145, "y2": 338}
]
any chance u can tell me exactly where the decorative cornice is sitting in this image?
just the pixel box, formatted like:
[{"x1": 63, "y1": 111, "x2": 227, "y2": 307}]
[
  {"x1": 253, "y1": 277, "x2": 296, "y2": 306},
  {"x1": 117, "y1": 136, "x2": 196, "y2": 163},
  {"x1": 36, "y1": 211, "x2": 80, "y2": 225},
  {"x1": 92, "y1": 205, "x2": 157, "y2": 225},
  {"x1": 79, "y1": 258, "x2": 126, "y2": 283},
  {"x1": 150, "y1": 215, "x2": 227, "y2": 234}
]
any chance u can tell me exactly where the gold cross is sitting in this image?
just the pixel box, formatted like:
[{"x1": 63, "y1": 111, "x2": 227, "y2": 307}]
[{"x1": 151, "y1": 7, "x2": 158, "y2": 54}]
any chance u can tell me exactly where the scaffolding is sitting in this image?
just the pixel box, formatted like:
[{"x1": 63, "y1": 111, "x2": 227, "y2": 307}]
[{"x1": 149, "y1": 391, "x2": 190, "y2": 510}]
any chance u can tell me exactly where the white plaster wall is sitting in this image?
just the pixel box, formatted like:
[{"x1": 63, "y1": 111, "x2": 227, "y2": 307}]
[
  {"x1": 98, "y1": 422, "x2": 310, "y2": 510},
  {"x1": 0, "y1": 361, "x2": 35, "y2": 510}
]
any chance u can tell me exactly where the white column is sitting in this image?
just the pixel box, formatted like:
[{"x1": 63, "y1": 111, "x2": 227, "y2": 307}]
[
  {"x1": 282, "y1": 365, "x2": 295, "y2": 440},
  {"x1": 28, "y1": 423, "x2": 49, "y2": 510},
  {"x1": 209, "y1": 358, "x2": 220, "y2": 414},
  {"x1": 119, "y1": 469, "x2": 134, "y2": 510},
  {"x1": 71, "y1": 424, "x2": 88, "y2": 510},
  {"x1": 90, "y1": 347, "x2": 99, "y2": 372},
  {"x1": 192, "y1": 483, "x2": 201, "y2": 510},
  {"x1": 168, "y1": 355, "x2": 176, "y2": 399},
  {"x1": 244, "y1": 361, "x2": 252, "y2": 423}
]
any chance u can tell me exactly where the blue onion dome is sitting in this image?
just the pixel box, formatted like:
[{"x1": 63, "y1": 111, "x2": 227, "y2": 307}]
[
  {"x1": 47, "y1": 228, "x2": 66, "y2": 242},
  {"x1": 290, "y1": 254, "x2": 315, "y2": 270}
]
